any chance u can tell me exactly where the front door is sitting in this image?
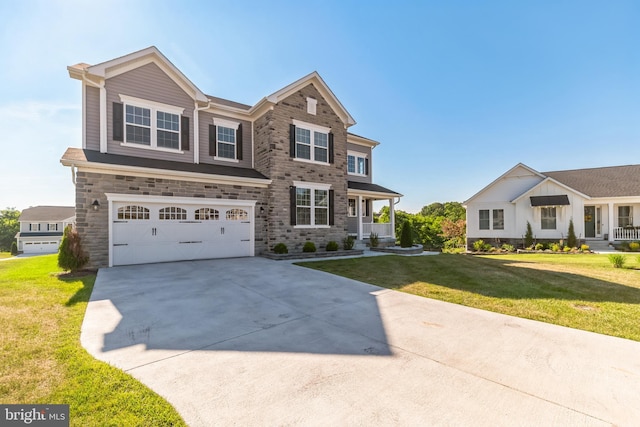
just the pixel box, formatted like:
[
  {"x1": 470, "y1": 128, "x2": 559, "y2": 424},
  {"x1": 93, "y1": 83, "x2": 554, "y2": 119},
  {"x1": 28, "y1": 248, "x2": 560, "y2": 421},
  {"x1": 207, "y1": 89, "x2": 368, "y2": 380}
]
[{"x1": 585, "y1": 206, "x2": 596, "y2": 238}]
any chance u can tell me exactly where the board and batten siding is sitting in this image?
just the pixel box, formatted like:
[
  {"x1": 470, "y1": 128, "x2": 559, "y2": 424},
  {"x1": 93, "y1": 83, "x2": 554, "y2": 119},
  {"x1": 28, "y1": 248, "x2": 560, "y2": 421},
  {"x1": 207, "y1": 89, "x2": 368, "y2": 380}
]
[
  {"x1": 197, "y1": 110, "x2": 252, "y2": 168},
  {"x1": 85, "y1": 86, "x2": 100, "y2": 151},
  {"x1": 104, "y1": 62, "x2": 195, "y2": 163},
  {"x1": 346, "y1": 142, "x2": 372, "y2": 184}
]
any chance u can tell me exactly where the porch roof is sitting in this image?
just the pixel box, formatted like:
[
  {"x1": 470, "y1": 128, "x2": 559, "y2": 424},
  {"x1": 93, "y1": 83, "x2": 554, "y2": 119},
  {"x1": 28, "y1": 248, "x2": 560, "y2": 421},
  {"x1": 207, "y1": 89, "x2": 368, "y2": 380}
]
[
  {"x1": 347, "y1": 181, "x2": 402, "y2": 199},
  {"x1": 530, "y1": 195, "x2": 570, "y2": 207}
]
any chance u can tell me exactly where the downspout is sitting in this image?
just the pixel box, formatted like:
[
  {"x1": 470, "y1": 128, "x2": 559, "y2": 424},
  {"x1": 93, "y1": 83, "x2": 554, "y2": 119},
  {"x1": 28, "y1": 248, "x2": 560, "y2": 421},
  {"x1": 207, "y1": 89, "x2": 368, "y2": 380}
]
[
  {"x1": 193, "y1": 102, "x2": 210, "y2": 164},
  {"x1": 70, "y1": 165, "x2": 77, "y2": 185}
]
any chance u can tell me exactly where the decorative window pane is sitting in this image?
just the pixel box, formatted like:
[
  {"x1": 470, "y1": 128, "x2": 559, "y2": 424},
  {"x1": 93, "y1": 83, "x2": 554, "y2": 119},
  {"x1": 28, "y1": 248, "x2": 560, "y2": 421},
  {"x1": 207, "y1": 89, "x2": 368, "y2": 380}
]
[
  {"x1": 125, "y1": 105, "x2": 151, "y2": 145},
  {"x1": 541, "y1": 207, "x2": 556, "y2": 230},
  {"x1": 314, "y1": 132, "x2": 328, "y2": 163},
  {"x1": 157, "y1": 111, "x2": 179, "y2": 131},
  {"x1": 348, "y1": 198, "x2": 357, "y2": 217},
  {"x1": 347, "y1": 155, "x2": 356, "y2": 173},
  {"x1": 217, "y1": 126, "x2": 236, "y2": 159},
  {"x1": 618, "y1": 206, "x2": 633, "y2": 227},
  {"x1": 118, "y1": 205, "x2": 149, "y2": 220},
  {"x1": 195, "y1": 208, "x2": 219, "y2": 220},
  {"x1": 296, "y1": 188, "x2": 311, "y2": 225},
  {"x1": 157, "y1": 111, "x2": 180, "y2": 149},
  {"x1": 492, "y1": 209, "x2": 504, "y2": 230},
  {"x1": 479, "y1": 210, "x2": 490, "y2": 230},
  {"x1": 159, "y1": 207, "x2": 187, "y2": 220},
  {"x1": 226, "y1": 209, "x2": 248, "y2": 220},
  {"x1": 296, "y1": 128, "x2": 311, "y2": 160}
]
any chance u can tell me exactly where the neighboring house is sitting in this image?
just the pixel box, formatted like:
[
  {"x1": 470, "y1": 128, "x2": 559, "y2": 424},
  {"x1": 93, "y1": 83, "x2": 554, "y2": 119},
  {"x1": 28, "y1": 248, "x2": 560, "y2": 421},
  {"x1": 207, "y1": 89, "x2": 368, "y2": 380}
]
[
  {"x1": 16, "y1": 206, "x2": 75, "y2": 254},
  {"x1": 464, "y1": 163, "x2": 640, "y2": 249},
  {"x1": 60, "y1": 46, "x2": 401, "y2": 268}
]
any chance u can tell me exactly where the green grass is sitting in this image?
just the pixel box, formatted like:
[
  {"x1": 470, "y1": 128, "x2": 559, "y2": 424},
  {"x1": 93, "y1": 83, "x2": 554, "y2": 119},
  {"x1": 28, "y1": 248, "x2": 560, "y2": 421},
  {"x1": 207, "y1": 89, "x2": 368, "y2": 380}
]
[
  {"x1": 0, "y1": 251, "x2": 12, "y2": 259},
  {"x1": 300, "y1": 254, "x2": 640, "y2": 341},
  {"x1": 0, "y1": 255, "x2": 186, "y2": 426}
]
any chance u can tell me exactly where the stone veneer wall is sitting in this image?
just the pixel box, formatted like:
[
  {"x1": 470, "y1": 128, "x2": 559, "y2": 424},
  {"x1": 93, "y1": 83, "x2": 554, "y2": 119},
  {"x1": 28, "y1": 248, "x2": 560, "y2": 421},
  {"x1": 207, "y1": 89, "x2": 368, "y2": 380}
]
[
  {"x1": 74, "y1": 171, "x2": 268, "y2": 268},
  {"x1": 254, "y1": 84, "x2": 349, "y2": 252}
]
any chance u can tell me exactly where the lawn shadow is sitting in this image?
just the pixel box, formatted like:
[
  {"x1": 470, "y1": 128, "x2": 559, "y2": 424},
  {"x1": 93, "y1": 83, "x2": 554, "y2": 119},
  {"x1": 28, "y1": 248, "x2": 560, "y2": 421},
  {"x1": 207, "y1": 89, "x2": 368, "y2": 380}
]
[{"x1": 59, "y1": 273, "x2": 96, "y2": 307}]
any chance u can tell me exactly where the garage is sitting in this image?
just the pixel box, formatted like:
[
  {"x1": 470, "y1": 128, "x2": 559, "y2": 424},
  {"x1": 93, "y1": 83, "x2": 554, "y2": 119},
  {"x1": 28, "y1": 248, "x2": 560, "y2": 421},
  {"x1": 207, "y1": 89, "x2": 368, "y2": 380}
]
[
  {"x1": 108, "y1": 194, "x2": 255, "y2": 266},
  {"x1": 22, "y1": 240, "x2": 60, "y2": 254}
]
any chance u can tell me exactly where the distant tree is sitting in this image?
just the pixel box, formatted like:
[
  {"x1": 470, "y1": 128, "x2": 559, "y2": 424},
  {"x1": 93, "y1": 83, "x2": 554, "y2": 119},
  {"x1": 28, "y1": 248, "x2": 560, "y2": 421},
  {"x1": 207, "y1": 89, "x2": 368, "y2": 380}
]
[
  {"x1": 443, "y1": 202, "x2": 465, "y2": 221},
  {"x1": 441, "y1": 218, "x2": 466, "y2": 249},
  {"x1": 58, "y1": 225, "x2": 88, "y2": 272},
  {"x1": 10, "y1": 241, "x2": 18, "y2": 255},
  {"x1": 567, "y1": 219, "x2": 577, "y2": 248},
  {"x1": 0, "y1": 208, "x2": 20, "y2": 252},
  {"x1": 420, "y1": 202, "x2": 444, "y2": 218},
  {"x1": 524, "y1": 221, "x2": 533, "y2": 248},
  {"x1": 400, "y1": 221, "x2": 413, "y2": 248}
]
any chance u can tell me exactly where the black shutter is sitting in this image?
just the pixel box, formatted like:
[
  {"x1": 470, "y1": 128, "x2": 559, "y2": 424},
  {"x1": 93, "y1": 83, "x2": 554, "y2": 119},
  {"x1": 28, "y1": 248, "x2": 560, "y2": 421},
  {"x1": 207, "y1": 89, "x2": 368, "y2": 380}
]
[
  {"x1": 290, "y1": 186, "x2": 297, "y2": 225},
  {"x1": 289, "y1": 124, "x2": 296, "y2": 158},
  {"x1": 113, "y1": 102, "x2": 124, "y2": 141},
  {"x1": 329, "y1": 190, "x2": 335, "y2": 226},
  {"x1": 328, "y1": 132, "x2": 334, "y2": 163},
  {"x1": 209, "y1": 125, "x2": 216, "y2": 156},
  {"x1": 181, "y1": 116, "x2": 190, "y2": 151},
  {"x1": 365, "y1": 158, "x2": 369, "y2": 176},
  {"x1": 236, "y1": 124, "x2": 243, "y2": 160},
  {"x1": 365, "y1": 199, "x2": 370, "y2": 217}
]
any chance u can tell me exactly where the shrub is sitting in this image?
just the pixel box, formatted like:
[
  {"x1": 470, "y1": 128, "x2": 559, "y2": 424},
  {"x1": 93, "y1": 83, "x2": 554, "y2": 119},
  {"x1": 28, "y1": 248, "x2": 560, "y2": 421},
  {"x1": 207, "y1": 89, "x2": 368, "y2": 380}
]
[
  {"x1": 10, "y1": 241, "x2": 17, "y2": 255},
  {"x1": 534, "y1": 243, "x2": 544, "y2": 251},
  {"x1": 620, "y1": 241, "x2": 631, "y2": 251},
  {"x1": 501, "y1": 243, "x2": 515, "y2": 252},
  {"x1": 551, "y1": 243, "x2": 561, "y2": 252},
  {"x1": 581, "y1": 244, "x2": 590, "y2": 252},
  {"x1": 58, "y1": 225, "x2": 88, "y2": 272},
  {"x1": 400, "y1": 221, "x2": 413, "y2": 248},
  {"x1": 273, "y1": 243, "x2": 288, "y2": 254},
  {"x1": 563, "y1": 246, "x2": 572, "y2": 252},
  {"x1": 473, "y1": 240, "x2": 486, "y2": 252},
  {"x1": 567, "y1": 220, "x2": 577, "y2": 249},
  {"x1": 302, "y1": 242, "x2": 316, "y2": 253},
  {"x1": 629, "y1": 242, "x2": 640, "y2": 251},
  {"x1": 343, "y1": 235, "x2": 355, "y2": 250},
  {"x1": 369, "y1": 232, "x2": 379, "y2": 248},
  {"x1": 608, "y1": 254, "x2": 626, "y2": 268},
  {"x1": 326, "y1": 241, "x2": 339, "y2": 251},
  {"x1": 524, "y1": 221, "x2": 533, "y2": 248}
]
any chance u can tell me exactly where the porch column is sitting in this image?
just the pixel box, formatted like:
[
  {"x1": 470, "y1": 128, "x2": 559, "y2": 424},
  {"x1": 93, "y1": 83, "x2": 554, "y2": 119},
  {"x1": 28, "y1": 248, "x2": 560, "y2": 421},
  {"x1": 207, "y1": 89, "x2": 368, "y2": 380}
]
[
  {"x1": 608, "y1": 202, "x2": 614, "y2": 242},
  {"x1": 389, "y1": 198, "x2": 395, "y2": 239},
  {"x1": 357, "y1": 195, "x2": 363, "y2": 240}
]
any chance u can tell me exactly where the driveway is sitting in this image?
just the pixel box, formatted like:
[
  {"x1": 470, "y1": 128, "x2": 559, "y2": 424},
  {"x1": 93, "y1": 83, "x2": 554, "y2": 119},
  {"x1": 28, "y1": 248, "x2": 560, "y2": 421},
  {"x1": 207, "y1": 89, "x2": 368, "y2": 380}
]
[{"x1": 82, "y1": 257, "x2": 640, "y2": 426}]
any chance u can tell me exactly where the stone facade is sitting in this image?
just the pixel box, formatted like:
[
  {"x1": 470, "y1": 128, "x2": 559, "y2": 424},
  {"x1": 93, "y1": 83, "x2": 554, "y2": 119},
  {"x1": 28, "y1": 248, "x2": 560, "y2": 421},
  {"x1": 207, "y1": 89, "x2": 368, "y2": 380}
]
[
  {"x1": 254, "y1": 84, "x2": 349, "y2": 252},
  {"x1": 75, "y1": 171, "x2": 268, "y2": 268}
]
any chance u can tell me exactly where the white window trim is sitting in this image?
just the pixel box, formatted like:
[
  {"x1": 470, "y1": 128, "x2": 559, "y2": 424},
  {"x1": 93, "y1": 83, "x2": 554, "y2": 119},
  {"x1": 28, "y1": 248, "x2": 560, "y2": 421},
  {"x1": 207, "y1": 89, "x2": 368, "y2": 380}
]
[
  {"x1": 30, "y1": 223, "x2": 40, "y2": 231},
  {"x1": 213, "y1": 118, "x2": 240, "y2": 162},
  {"x1": 292, "y1": 119, "x2": 331, "y2": 165},
  {"x1": 48, "y1": 223, "x2": 58, "y2": 231},
  {"x1": 540, "y1": 207, "x2": 557, "y2": 230},
  {"x1": 293, "y1": 181, "x2": 331, "y2": 228},
  {"x1": 347, "y1": 151, "x2": 368, "y2": 176},
  {"x1": 119, "y1": 94, "x2": 185, "y2": 153}
]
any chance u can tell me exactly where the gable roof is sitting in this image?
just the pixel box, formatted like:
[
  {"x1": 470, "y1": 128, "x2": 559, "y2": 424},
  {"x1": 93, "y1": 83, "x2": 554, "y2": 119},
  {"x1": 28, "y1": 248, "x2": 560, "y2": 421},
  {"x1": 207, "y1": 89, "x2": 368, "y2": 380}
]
[
  {"x1": 543, "y1": 165, "x2": 640, "y2": 198},
  {"x1": 20, "y1": 206, "x2": 75, "y2": 222},
  {"x1": 463, "y1": 163, "x2": 544, "y2": 205}
]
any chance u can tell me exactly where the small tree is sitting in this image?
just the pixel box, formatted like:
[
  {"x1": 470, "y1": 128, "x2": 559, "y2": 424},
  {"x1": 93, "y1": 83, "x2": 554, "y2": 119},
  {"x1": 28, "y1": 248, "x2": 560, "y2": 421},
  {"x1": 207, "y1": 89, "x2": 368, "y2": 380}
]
[
  {"x1": 524, "y1": 221, "x2": 533, "y2": 248},
  {"x1": 58, "y1": 225, "x2": 88, "y2": 272},
  {"x1": 10, "y1": 241, "x2": 17, "y2": 255},
  {"x1": 400, "y1": 221, "x2": 413, "y2": 248},
  {"x1": 567, "y1": 219, "x2": 577, "y2": 248}
]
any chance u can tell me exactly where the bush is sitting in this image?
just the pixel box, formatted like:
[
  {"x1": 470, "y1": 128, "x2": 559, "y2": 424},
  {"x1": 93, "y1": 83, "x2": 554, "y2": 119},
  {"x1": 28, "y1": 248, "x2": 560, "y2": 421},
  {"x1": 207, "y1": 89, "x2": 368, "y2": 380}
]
[
  {"x1": 501, "y1": 243, "x2": 515, "y2": 252},
  {"x1": 400, "y1": 221, "x2": 413, "y2": 248},
  {"x1": 620, "y1": 241, "x2": 631, "y2": 251},
  {"x1": 551, "y1": 243, "x2": 561, "y2": 252},
  {"x1": 273, "y1": 243, "x2": 288, "y2": 254},
  {"x1": 534, "y1": 243, "x2": 544, "y2": 251},
  {"x1": 524, "y1": 221, "x2": 533, "y2": 248},
  {"x1": 369, "y1": 232, "x2": 379, "y2": 248},
  {"x1": 326, "y1": 241, "x2": 339, "y2": 251},
  {"x1": 629, "y1": 242, "x2": 640, "y2": 251},
  {"x1": 567, "y1": 219, "x2": 577, "y2": 249},
  {"x1": 10, "y1": 241, "x2": 17, "y2": 255},
  {"x1": 302, "y1": 242, "x2": 316, "y2": 253},
  {"x1": 343, "y1": 235, "x2": 355, "y2": 250},
  {"x1": 581, "y1": 244, "x2": 590, "y2": 252},
  {"x1": 472, "y1": 240, "x2": 486, "y2": 251},
  {"x1": 608, "y1": 254, "x2": 626, "y2": 268},
  {"x1": 563, "y1": 246, "x2": 572, "y2": 252},
  {"x1": 58, "y1": 225, "x2": 88, "y2": 272}
]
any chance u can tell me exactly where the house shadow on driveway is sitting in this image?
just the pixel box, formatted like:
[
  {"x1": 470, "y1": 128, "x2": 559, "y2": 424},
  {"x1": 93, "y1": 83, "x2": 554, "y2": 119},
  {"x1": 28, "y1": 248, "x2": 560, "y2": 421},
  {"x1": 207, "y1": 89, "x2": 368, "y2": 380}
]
[{"x1": 81, "y1": 257, "x2": 392, "y2": 371}]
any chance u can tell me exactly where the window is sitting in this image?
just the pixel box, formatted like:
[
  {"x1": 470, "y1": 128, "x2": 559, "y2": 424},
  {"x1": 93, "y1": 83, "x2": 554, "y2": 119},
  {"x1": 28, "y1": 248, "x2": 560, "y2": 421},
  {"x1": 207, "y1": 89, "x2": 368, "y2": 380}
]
[
  {"x1": 492, "y1": 209, "x2": 504, "y2": 230},
  {"x1": 296, "y1": 187, "x2": 329, "y2": 226},
  {"x1": 348, "y1": 199, "x2": 357, "y2": 217},
  {"x1": 217, "y1": 126, "x2": 236, "y2": 159},
  {"x1": 117, "y1": 206, "x2": 149, "y2": 220},
  {"x1": 541, "y1": 207, "x2": 556, "y2": 230},
  {"x1": 293, "y1": 120, "x2": 330, "y2": 164},
  {"x1": 120, "y1": 95, "x2": 184, "y2": 151},
  {"x1": 347, "y1": 152, "x2": 368, "y2": 176},
  {"x1": 48, "y1": 223, "x2": 58, "y2": 231},
  {"x1": 29, "y1": 223, "x2": 40, "y2": 231},
  {"x1": 159, "y1": 207, "x2": 187, "y2": 220},
  {"x1": 212, "y1": 118, "x2": 241, "y2": 161},
  {"x1": 479, "y1": 210, "x2": 490, "y2": 230},
  {"x1": 226, "y1": 209, "x2": 248, "y2": 220},
  {"x1": 195, "y1": 208, "x2": 219, "y2": 220},
  {"x1": 618, "y1": 206, "x2": 633, "y2": 227}
]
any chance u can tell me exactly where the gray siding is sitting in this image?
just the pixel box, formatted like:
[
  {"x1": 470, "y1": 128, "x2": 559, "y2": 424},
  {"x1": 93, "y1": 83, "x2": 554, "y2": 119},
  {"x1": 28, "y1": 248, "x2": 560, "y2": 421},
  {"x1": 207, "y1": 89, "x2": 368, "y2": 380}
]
[
  {"x1": 85, "y1": 86, "x2": 100, "y2": 151},
  {"x1": 105, "y1": 62, "x2": 195, "y2": 163},
  {"x1": 346, "y1": 142, "x2": 373, "y2": 184},
  {"x1": 198, "y1": 110, "x2": 252, "y2": 168}
]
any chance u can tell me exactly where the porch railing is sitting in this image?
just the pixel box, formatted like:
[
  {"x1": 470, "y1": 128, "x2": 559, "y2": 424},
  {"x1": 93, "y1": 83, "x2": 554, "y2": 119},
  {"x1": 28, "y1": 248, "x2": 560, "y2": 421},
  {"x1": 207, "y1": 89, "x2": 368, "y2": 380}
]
[
  {"x1": 363, "y1": 222, "x2": 393, "y2": 238},
  {"x1": 613, "y1": 227, "x2": 640, "y2": 241}
]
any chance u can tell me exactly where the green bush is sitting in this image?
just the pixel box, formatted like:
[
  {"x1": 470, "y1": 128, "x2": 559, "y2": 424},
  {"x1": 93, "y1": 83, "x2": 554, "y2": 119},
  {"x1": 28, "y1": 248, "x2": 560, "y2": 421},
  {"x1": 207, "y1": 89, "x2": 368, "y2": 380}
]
[
  {"x1": 501, "y1": 243, "x2": 515, "y2": 252},
  {"x1": 567, "y1": 219, "x2": 577, "y2": 249},
  {"x1": 581, "y1": 244, "x2": 590, "y2": 252},
  {"x1": 524, "y1": 221, "x2": 533, "y2": 248},
  {"x1": 472, "y1": 240, "x2": 486, "y2": 251},
  {"x1": 302, "y1": 242, "x2": 316, "y2": 253},
  {"x1": 608, "y1": 254, "x2": 626, "y2": 268},
  {"x1": 551, "y1": 243, "x2": 561, "y2": 252},
  {"x1": 10, "y1": 241, "x2": 17, "y2": 255},
  {"x1": 620, "y1": 241, "x2": 631, "y2": 251},
  {"x1": 534, "y1": 243, "x2": 544, "y2": 251},
  {"x1": 369, "y1": 232, "x2": 379, "y2": 248},
  {"x1": 273, "y1": 243, "x2": 288, "y2": 254},
  {"x1": 326, "y1": 241, "x2": 339, "y2": 251},
  {"x1": 400, "y1": 221, "x2": 413, "y2": 248},
  {"x1": 629, "y1": 242, "x2": 640, "y2": 251},
  {"x1": 343, "y1": 236, "x2": 355, "y2": 250},
  {"x1": 58, "y1": 225, "x2": 88, "y2": 272},
  {"x1": 563, "y1": 246, "x2": 572, "y2": 252}
]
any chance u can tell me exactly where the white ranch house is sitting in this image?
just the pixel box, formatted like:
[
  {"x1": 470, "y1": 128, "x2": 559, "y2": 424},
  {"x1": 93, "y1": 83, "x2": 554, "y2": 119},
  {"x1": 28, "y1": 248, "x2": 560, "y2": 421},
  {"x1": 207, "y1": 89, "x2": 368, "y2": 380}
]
[{"x1": 464, "y1": 163, "x2": 640, "y2": 249}]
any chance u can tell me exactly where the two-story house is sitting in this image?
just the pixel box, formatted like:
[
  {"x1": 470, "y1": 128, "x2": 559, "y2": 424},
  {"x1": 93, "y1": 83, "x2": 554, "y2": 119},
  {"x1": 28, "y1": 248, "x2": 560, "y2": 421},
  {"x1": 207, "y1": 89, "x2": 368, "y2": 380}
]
[
  {"x1": 16, "y1": 206, "x2": 75, "y2": 253},
  {"x1": 60, "y1": 47, "x2": 401, "y2": 268}
]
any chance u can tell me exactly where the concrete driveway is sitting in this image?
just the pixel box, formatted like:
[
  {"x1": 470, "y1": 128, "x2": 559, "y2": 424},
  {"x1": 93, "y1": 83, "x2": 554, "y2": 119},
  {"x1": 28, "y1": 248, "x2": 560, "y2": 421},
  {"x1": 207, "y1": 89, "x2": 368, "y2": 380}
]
[{"x1": 81, "y1": 257, "x2": 640, "y2": 426}]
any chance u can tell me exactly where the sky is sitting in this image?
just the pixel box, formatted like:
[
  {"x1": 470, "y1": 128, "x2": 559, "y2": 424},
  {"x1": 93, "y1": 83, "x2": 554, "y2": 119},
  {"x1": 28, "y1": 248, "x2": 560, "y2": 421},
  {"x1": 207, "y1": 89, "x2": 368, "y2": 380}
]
[{"x1": 1, "y1": 0, "x2": 639, "y2": 214}]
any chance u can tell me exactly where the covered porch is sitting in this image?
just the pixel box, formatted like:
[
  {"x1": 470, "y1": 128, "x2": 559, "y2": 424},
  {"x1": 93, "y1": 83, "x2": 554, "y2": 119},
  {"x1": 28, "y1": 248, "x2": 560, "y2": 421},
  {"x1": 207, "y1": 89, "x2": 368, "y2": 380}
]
[
  {"x1": 585, "y1": 201, "x2": 640, "y2": 242},
  {"x1": 347, "y1": 181, "x2": 402, "y2": 240}
]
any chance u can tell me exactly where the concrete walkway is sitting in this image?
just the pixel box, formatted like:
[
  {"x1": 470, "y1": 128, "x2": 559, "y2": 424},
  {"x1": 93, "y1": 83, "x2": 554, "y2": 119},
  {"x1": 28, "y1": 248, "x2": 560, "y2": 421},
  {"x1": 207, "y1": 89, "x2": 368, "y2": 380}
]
[{"x1": 81, "y1": 257, "x2": 640, "y2": 426}]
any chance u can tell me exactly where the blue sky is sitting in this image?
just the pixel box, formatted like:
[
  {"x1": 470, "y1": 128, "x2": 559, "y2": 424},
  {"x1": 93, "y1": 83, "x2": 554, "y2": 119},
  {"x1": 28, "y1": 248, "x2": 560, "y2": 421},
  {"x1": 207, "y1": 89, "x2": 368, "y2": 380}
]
[{"x1": 1, "y1": 0, "x2": 639, "y2": 213}]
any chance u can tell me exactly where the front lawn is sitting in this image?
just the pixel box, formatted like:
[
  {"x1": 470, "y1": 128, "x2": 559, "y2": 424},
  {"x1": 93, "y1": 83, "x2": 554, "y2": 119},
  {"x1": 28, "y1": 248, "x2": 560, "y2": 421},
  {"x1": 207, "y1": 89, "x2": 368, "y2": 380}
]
[
  {"x1": 0, "y1": 255, "x2": 186, "y2": 426},
  {"x1": 0, "y1": 252, "x2": 12, "y2": 259},
  {"x1": 300, "y1": 254, "x2": 640, "y2": 341}
]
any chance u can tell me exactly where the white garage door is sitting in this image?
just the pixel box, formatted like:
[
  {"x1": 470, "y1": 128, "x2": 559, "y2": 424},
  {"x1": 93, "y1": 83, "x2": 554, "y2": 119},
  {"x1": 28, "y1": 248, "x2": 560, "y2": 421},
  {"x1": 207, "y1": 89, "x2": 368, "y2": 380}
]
[
  {"x1": 111, "y1": 198, "x2": 254, "y2": 266},
  {"x1": 23, "y1": 241, "x2": 59, "y2": 254}
]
